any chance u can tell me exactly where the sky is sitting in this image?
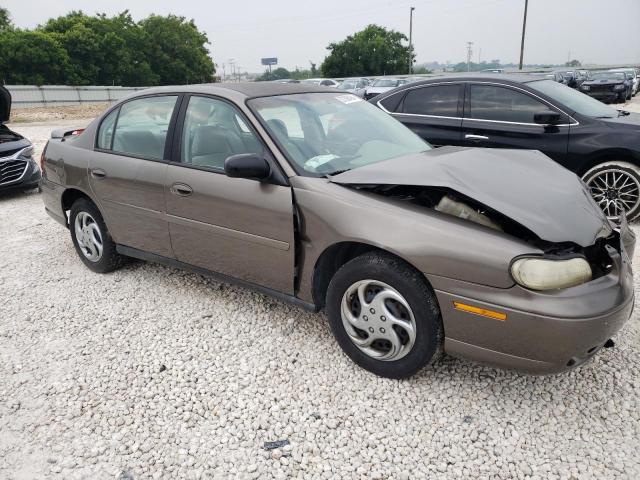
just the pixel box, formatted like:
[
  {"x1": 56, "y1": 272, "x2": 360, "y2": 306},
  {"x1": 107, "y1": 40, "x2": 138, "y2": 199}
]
[{"x1": 3, "y1": 0, "x2": 640, "y2": 74}]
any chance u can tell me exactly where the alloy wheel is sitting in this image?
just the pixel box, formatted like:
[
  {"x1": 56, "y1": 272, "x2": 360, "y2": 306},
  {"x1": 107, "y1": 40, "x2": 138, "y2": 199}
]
[
  {"x1": 74, "y1": 211, "x2": 104, "y2": 262},
  {"x1": 585, "y1": 168, "x2": 640, "y2": 220},
  {"x1": 340, "y1": 280, "x2": 416, "y2": 361}
]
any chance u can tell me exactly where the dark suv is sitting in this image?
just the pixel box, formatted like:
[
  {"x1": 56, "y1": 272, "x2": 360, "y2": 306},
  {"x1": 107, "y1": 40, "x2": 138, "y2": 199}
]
[
  {"x1": 0, "y1": 86, "x2": 39, "y2": 193},
  {"x1": 371, "y1": 74, "x2": 640, "y2": 220}
]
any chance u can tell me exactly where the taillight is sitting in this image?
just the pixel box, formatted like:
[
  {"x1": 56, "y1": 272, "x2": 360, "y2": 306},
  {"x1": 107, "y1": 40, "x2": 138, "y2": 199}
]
[{"x1": 40, "y1": 143, "x2": 48, "y2": 173}]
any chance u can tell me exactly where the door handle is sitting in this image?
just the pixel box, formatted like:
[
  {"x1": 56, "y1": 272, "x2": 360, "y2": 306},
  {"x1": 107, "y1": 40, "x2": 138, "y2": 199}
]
[
  {"x1": 90, "y1": 168, "x2": 107, "y2": 178},
  {"x1": 465, "y1": 134, "x2": 489, "y2": 142},
  {"x1": 170, "y1": 183, "x2": 193, "y2": 197}
]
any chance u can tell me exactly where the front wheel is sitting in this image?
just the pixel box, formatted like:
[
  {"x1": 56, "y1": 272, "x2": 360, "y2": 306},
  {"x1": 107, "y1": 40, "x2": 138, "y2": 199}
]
[
  {"x1": 326, "y1": 252, "x2": 443, "y2": 379},
  {"x1": 582, "y1": 161, "x2": 640, "y2": 221}
]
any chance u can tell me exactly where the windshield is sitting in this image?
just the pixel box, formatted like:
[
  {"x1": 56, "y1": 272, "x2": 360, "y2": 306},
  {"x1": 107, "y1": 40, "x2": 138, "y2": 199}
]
[
  {"x1": 528, "y1": 79, "x2": 618, "y2": 118},
  {"x1": 373, "y1": 79, "x2": 400, "y2": 87},
  {"x1": 338, "y1": 81, "x2": 357, "y2": 90},
  {"x1": 590, "y1": 72, "x2": 624, "y2": 81},
  {"x1": 249, "y1": 92, "x2": 430, "y2": 176}
]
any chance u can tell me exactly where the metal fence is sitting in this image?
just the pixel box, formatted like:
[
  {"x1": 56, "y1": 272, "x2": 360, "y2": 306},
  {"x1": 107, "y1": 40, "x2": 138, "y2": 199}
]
[{"x1": 5, "y1": 85, "x2": 149, "y2": 108}]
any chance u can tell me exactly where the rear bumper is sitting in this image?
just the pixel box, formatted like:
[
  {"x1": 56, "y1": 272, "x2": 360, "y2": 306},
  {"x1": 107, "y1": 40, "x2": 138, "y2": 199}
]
[{"x1": 428, "y1": 243, "x2": 635, "y2": 374}]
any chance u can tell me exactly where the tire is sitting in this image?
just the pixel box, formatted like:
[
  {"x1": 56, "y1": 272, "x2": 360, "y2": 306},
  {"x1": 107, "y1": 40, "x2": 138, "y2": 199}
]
[
  {"x1": 582, "y1": 161, "x2": 640, "y2": 221},
  {"x1": 69, "y1": 198, "x2": 125, "y2": 273},
  {"x1": 326, "y1": 251, "x2": 443, "y2": 379}
]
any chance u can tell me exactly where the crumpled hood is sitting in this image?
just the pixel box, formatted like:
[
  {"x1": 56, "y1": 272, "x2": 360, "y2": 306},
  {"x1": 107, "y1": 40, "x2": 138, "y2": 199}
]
[
  {"x1": 0, "y1": 85, "x2": 10, "y2": 123},
  {"x1": 582, "y1": 79, "x2": 624, "y2": 86},
  {"x1": 331, "y1": 146, "x2": 611, "y2": 247}
]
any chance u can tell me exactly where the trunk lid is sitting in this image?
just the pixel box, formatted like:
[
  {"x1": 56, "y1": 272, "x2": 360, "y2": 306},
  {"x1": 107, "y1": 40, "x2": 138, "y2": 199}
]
[{"x1": 330, "y1": 146, "x2": 610, "y2": 247}]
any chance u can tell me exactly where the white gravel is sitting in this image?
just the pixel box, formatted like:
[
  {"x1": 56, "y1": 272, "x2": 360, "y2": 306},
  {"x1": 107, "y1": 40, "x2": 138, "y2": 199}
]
[{"x1": 1, "y1": 103, "x2": 640, "y2": 479}]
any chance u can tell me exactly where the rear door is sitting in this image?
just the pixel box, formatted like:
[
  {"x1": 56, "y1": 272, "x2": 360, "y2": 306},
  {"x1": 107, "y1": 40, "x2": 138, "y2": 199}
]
[
  {"x1": 89, "y1": 95, "x2": 179, "y2": 258},
  {"x1": 382, "y1": 83, "x2": 464, "y2": 147},
  {"x1": 461, "y1": 83, "x2": 570, "y2": 164},
  {"x1": 165, "y1": 95, "x2": 295, "y2": 293}
]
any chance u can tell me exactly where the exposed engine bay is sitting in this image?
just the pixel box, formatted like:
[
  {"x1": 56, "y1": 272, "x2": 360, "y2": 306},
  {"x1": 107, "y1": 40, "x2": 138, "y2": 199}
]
[{"x1": 350, "y1": 183, "x2": 632, "y2": 282}]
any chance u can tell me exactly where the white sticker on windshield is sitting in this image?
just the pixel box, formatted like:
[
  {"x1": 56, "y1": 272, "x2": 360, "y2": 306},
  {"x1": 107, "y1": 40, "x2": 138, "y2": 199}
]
[{"x1": 335, "y1": 94, "x2": 362, "y2": 104}]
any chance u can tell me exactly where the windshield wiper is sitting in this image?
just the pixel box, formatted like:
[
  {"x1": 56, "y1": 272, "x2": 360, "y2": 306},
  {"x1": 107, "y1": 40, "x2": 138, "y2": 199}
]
[
  {"x1": 325, "y1": 168, "x2": 352, "y2": 177},
  {"x1": 618, "y1": 110, "x2": 631, "y2": 117}
]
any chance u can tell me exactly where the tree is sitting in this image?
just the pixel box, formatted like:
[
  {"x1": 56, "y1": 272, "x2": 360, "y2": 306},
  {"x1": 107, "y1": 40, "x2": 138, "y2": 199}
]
[
  {"x1": 0, "y1": 29, "x2": 71, "y2": 85},
  {"x1": 566, "y1": 59, "x2": 581, "y2": 67},
  {"x1": 256, "y1": 67, "x2": 292, "y2": 81},
  {"x1": 0, "y1": 7, "x2": 11, "y2": 32},
  {"x1": 139, "y1": 14, "x2": 215, "y2": 85},
  {"x1": 320, "y1": 25, "x2": 414, "y2": 77}
]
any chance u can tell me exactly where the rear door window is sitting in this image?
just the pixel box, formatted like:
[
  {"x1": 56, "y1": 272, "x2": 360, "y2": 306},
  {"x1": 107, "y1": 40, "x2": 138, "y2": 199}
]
[
  {"x1": 97, "y1": 108, "x2": 118, "y2": 150},
  {"x1": 112, "y1": 96, "x2": 178, "y2": 160},
  {"x1": 468, "y1": 85, "x2": 549, "y2": 123},
  {"x1": 402, "y1": 85, "x2": 462, "y2": 117}
]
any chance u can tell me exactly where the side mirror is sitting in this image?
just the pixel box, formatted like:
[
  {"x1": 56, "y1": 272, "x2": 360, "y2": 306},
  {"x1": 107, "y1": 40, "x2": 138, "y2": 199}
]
[
  {"x1": 224, "y1": 153, "x2": 271, "y2": 180},
  {"x1": 533, "y1": 110, "x2": 561, "y2": 125}
]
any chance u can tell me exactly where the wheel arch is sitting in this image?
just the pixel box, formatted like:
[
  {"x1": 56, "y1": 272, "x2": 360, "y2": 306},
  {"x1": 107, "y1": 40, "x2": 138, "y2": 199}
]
[
  {"x1": 60, "y1": 188, "x2": 99, "y2": 226},
  {"x1": 311, "y1": 241, "x2": 427, "y2": 309},
  {"x1": 577, "y1": 149, "x2": 640, "y2": 177}
]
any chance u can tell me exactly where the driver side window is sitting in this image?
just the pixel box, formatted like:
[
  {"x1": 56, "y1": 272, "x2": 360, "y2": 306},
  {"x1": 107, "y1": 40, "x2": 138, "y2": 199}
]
[{"x1": 180, "y1": 96, "x2": 262, "y2": 171}]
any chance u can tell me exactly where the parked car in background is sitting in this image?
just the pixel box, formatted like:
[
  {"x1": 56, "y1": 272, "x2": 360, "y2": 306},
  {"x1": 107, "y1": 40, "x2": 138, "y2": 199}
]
[
  {"x1": 40, "y1": 83, "x2": 634, "y2": 378},
  {"x1": 609, "y1": 68, "x2": 639, "y2": 96},
  {"x1": 556, "y1": 70, "x2": 583, "y2": 88},
  {"x1": 0, "y1": 86, "x2": 40, "y2": 193},
  {"x1": 530, "y1": 72, "x2": 566, "y2": 84},
  {"x1": 336, "y1": 78, "x2": 368, "y2": 97},
  {"x1": 364, "y1": 78, "x2": 409, "y2": 100},
  {"x1": 301, "y1": 78, "x2": 340, "y2": 87},
  {"x1": 580, "y1": 71, "x2": 632, "y2": 102},
  {"x1": 372, "y1": 74, "x2": 640, "y2": 220}
]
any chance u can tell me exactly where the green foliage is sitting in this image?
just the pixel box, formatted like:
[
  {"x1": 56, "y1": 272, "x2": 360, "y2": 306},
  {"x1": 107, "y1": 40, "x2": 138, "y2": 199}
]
[
  {"x1": 566, "y1": 59, "x2": 581, "y2": 67},
  {"x1": 0, "y1": 30, "x2": 71, "y2": 85},
  {"x1": 0, "y1": 7, "x2": 11, "y2": 32},
  {"x1": 0, "y1": 8, "x2": 215, "y2": 86},
  {"x1": 321, "y1": 25, "x2": 414, "y2": 77},
  {"x1": 256, "y1": 67, "x2": 293, "y2": 81},
  {"x1": 139, "y1": 14, "x2": 215, "y2": 85}
]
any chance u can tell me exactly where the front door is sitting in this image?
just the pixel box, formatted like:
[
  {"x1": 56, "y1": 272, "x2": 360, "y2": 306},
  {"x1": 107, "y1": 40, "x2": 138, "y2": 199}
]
[
  {"x1": 460, "y1": 83, "x2": 570, "y2": 164},
  {"x1": 165, "y1": 95, "x2": 295, "y2": 294},
  {"x1": 89, "y1": 95, "x2": 179, "y2": 258}
]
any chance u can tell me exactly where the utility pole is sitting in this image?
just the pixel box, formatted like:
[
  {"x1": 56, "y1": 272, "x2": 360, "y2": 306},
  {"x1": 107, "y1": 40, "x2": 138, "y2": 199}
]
[
  {"x1": 518, "y1": 0, "x2": 528, "y2": 70},
  {"x1": 466, "y1": 42, "x2": 473, "y2": 72},
  {"x1": 408, "y1": 6, "x2": 415, "y2": 74}
]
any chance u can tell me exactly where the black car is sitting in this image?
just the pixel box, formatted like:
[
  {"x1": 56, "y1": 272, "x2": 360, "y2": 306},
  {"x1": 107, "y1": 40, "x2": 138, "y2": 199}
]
[
  {"x1": 371, "y1": 74, "x2": 640, "y2": 220},
  {"x1": 579, "y1": 71, "x2": 632, "y2": 103},
  {"x1": 557, "y1": 70, "x2": 588, "y2": 89},
  {"x1": 0, "y1": 86, "x2": 39, "y2": 193}
]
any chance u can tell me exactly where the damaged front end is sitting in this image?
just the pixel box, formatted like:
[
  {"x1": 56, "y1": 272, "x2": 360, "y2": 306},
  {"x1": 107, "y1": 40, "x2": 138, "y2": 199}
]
[{"x1": 330, "y1": 147, "x2": 634, "y2": 291}]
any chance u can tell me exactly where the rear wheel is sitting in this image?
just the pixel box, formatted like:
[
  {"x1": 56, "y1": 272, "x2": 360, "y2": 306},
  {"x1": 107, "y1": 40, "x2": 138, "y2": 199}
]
[
  {"x1": 69, "y1": 198, "x2": 125, "y2": 273},
  {"x1": 582, "y1": 161, "x2": 640, "y2": 221},
  {"x1": 326, "y1": 251, "x2": 443, "y2": 379}
]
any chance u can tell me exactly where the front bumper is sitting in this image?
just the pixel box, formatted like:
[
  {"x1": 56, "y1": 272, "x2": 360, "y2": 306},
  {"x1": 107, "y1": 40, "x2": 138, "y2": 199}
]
[
  {"x1": 0, "y1": 158, "x2": 41, "y2": 192},
  {"x1": 584, "y1": 90, "x2": 622, "y2": 101},
  {"x1": 429, "y1": 239, "x2": 635, "y2": 374}
]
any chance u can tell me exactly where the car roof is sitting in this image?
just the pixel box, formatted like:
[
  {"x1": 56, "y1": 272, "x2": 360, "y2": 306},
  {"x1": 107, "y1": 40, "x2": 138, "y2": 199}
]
[
  {"x1": 391, "y1": 72, "x2": 549, "y2": 85},
  {"x1": 123, "y1": 82, "x2": 336, "y2": 100}
]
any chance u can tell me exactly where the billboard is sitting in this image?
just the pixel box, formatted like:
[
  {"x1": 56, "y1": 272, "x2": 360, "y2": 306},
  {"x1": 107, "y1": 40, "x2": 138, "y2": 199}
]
[{"x1": 261, "y1": 58, "x2": 278, "y2": 66}]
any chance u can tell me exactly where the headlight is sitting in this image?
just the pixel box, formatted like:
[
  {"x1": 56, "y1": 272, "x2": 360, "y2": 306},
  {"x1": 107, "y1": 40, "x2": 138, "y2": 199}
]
[
  {"x1": 18, "y1": 146, "x2": 34, "y2": 158},
  {"x1": 511, "y1": 257, "x2": 592, "y2": 291},
  {"x1": 614, "y1": 84, "x2": 626, "y2": 91},
  {"x1": 581, "y1": 85, "x2": 590, "y2": 91}
]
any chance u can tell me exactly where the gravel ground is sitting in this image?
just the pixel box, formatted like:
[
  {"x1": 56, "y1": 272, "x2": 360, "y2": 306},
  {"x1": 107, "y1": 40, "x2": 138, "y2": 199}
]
[{"x1": 1, "y1": 97, "x2": 640, "y2": 480}]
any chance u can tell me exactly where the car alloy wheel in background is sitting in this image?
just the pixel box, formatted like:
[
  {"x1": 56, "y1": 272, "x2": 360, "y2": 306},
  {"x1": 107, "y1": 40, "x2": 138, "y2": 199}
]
[{"x1": 583, "y1": 161, "x2": 640, "y2": 221}]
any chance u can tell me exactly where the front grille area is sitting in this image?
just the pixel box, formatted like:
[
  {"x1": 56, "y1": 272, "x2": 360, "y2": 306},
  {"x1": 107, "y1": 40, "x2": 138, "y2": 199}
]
[
  {"x1": 589, "y1": 84, "x2": 615, "y2": 93},
  {"x1": 0, "y1": 159, "x2": 28, "y2": 185}
]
